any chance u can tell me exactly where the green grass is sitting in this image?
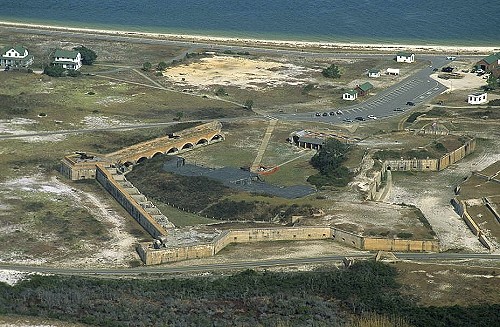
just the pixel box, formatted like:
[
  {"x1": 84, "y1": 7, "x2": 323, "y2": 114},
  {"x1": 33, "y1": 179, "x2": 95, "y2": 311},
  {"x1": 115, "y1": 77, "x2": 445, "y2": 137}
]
[{"x1": 156, "y1": 203, "x2": 218, "y2": 227}]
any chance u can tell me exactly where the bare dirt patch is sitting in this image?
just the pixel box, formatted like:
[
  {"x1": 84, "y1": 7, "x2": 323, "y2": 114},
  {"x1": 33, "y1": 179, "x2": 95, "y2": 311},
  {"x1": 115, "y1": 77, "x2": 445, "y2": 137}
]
[{"x1": 163, "y1": 55, "x2": 317, "y2": 90}]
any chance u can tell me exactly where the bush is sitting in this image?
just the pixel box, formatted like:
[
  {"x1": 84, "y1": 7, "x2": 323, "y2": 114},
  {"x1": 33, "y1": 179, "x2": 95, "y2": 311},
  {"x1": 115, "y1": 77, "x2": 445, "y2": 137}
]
[
  {"x1": 322, "y1": 64, "x2": 341, "y2": 78},
  {"x1": 67, "y1": 69, "x2": 81, "y2": 77},
  {"x1": 406, "y1": 112, "x2": 425, "y2": 123},
  {"x1": 43, "y1": 65, "x2": 65, "y2": 77},
  {"x1": 397, "y1": 232, "x2": 413, "y2": 239}
]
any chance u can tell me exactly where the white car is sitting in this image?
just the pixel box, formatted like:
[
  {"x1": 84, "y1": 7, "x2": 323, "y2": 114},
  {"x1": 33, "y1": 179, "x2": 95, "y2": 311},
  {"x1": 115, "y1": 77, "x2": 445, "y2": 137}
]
[{"x1": 367, "y1": 114, "x2": 377, "y2": 120}]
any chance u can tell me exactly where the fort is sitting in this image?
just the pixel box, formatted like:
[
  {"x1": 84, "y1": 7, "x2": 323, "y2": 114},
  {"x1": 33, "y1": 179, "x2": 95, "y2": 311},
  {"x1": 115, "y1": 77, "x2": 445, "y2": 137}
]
[{"x1": 60, "y1": 123, "x2": 477, "y2": 265}]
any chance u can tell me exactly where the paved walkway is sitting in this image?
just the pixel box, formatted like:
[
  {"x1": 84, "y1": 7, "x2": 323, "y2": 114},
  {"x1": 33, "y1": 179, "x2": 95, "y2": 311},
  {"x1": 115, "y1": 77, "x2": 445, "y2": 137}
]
[{"x1": 250, "y1": 118, "x2": 278, "y2": 172}]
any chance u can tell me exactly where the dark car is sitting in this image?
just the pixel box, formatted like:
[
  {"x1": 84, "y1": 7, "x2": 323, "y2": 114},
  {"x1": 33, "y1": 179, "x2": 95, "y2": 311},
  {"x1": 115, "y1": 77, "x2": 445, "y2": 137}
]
[
  {"x1": 406, "y1": 101, "x2": 415, "y2": 106},
  {"x1": 355, "y1": 116, "x2": 365, "y2": 121},
  {"x1": 329, "y1": 111, "x2": 336, "y2": 116},
  {"x1": 441, "y1": 66, "x2": 453, "y2": 73},
  {"x1": 322, "y1": 112, "x2": 328, "y2": 116},
  {"x1": 315, "y1": 112, "x2": 321, "y2": 117}
]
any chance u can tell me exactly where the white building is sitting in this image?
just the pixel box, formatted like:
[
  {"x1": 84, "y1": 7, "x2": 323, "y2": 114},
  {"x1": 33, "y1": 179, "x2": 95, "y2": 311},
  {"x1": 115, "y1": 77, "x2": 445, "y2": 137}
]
[
  {"x1": 386, "y1": 68, "x2": 400, "y2": 75},
  {"x1": 52, "y1": 49, "x2": 82, "y2": 70},
  {"x1": 0, "y1": 45, "x2": 34, "y2": 68},
  {"x1": 396, "y1": 52, "x2": 415, "y2": 63},
  {"x1": 368, "y1": 69, "x2": 380, "y2": 78},
  {"x1": 342, "y1": 89, "x2": 358, "y2": 101},
  {"x1": 467, "y1": 92, "x2": 487, "y2": 105}
]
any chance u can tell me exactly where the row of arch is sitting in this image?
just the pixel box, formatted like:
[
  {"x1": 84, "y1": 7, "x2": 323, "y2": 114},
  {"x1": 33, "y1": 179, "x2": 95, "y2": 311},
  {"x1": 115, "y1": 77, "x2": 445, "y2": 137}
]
[{"x1": 126, "y1": 134, "x2": 223, "y2": 166}]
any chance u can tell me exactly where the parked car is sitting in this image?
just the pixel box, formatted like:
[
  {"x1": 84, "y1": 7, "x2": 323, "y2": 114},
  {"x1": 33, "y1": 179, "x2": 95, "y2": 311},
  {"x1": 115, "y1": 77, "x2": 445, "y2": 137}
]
[
  {"x1": 315, "y1": 112, "x2": 321, "y2": 117},
  {"x1": 329, "y1": 111, "x2": 336, "y2": 116},
  {"x1": 343, "y1": 118, "x2": 353, "y2": 123},
  {"x1": 355, "y1": 116, "x2": 365, "y2": 121},
  {"x1": 336, "y1": 110, "x2": 343, "y2": 115},
  {"x1": 367, "y1": 114, "x2": 377, "y2": 120},
  {"x1": 393, "y1": 107, "x2": 404, "y2": 112},
  {"x1": 322, "y1": 112, "x2": 328, "y2": 116},
  {"x1": 406, "y1": 101, "x2": 415, "y2": 106}
]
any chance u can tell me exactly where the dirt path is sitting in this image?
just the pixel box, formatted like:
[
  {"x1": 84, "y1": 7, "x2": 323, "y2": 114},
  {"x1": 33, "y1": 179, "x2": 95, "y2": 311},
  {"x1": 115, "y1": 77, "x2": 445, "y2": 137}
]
[{"x1": 250, "y1": 118, "x2": 278, "y2": 172}]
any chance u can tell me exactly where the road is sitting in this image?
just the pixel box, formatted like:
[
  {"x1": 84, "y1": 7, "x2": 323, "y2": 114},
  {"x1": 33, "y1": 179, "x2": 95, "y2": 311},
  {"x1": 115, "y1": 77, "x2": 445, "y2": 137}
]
[
  {"x1": 279, "y1": 55, "x2": 450, "y2": 123},
  {"x1": 0, "y1": 253, "x2": 498, "y2": 276}
]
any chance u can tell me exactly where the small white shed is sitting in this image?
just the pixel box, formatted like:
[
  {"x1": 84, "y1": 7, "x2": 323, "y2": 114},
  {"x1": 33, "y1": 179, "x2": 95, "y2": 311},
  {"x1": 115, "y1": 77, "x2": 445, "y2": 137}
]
[
  {"x1": 368, "y1": 69, "x2": 380, "y2": 78},
  {"x1": 343, "y1": 89, "x2": 358, "y2": 101},
  {"x1": 386, "y1": 68, "x2": 400, "y2": 75},
  {"x1": 468, "y1": 92, "x2": 487, "y2": 105},
  {"x1": 396, "y1": 52, "x2": 415, "y2": 63}
]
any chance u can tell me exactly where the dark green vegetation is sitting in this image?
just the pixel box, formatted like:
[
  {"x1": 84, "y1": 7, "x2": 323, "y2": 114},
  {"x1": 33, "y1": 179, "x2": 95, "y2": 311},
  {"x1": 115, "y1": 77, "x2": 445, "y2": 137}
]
[
  {"x1": 126, "y1": 155, "x2": 317, "y2": 222},
  {"x1": 322, "y1": 63, "x2": 342, "y2": 78},
  {"x1": 1, "y1": 261, "x2": 498, "y2": 327},
  {"x1": 73, "y1": 45, "x2": 97, "y2": 65},
  {"x1": 308, "y1": 139, "x2": 352, "y2": 187},
  {"x1": 43, "y1": 65, "x2": 65, "y2": 77}
]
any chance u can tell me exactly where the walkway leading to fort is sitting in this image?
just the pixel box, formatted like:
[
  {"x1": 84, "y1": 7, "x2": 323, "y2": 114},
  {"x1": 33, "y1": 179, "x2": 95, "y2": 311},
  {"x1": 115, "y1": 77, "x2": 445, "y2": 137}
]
[{"x1": 250, "y1": 118, "x2": 278, "y2": 172}]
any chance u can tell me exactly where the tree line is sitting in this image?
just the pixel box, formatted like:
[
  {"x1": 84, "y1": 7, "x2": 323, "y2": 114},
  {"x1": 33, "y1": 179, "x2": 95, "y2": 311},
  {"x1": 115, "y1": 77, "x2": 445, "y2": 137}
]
[{"x1": 0, "y1": 261, "x2": 497, "y2": 327}]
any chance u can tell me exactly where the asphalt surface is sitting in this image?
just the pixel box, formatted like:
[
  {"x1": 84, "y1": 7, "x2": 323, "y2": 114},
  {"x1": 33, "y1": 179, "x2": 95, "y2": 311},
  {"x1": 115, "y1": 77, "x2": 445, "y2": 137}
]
[{"x1": 278, "y1": 55, "x2": 450, "y2": 123}]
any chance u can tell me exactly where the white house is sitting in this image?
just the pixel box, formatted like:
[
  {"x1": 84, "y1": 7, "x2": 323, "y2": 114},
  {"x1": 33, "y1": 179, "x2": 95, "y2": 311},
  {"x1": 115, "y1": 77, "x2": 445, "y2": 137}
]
[
  {"x1": 386, "y1": 68, "x2": 400, "y2": 75},
  {"x1": 467, "y1": 92, "x2": 487, "y2": 105},
  {"x1": 368, "y1": 69, "x2": 380, "y2": 78},
  {"x1": 52, "y1": 49, "x2": 82, "y2": 70},
  {"x1": 0, "y1": 45, "x2": 34, "y2": 68},
  {"x1": 396, "y1": 52, "x2": 415, "y2": 63},
  {"x1": 342, "y1": 89, "x2": 358, "y2": 101}
]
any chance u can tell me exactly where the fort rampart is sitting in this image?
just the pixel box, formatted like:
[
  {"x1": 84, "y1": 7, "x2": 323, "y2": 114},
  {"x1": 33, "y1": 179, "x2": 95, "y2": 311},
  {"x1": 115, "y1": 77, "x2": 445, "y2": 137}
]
[
  {"x1": 450, "y1": 198, "x2": 493, "y2": 251},
  {"x1": 96, "y1": 164, "x2": 169, "y2": 238},
  {"x1": 365, "y1": 137, "x2": 475, "y2": 201},
  {"x1": 384, "y1": 137, "x2": 476, "y2": 172}
]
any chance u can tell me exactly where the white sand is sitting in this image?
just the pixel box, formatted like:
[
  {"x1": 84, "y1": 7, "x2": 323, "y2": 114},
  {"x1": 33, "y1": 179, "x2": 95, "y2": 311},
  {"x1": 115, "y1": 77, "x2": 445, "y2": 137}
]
[{"x1": 1, "y1": 21, "x2": 498, "y2": 54}]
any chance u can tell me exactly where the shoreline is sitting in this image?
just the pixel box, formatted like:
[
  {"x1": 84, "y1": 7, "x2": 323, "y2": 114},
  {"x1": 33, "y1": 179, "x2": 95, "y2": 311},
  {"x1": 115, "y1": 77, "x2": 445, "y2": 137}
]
[{"x1": 1, "y1": 20, "x2": 499, "y2": 54}]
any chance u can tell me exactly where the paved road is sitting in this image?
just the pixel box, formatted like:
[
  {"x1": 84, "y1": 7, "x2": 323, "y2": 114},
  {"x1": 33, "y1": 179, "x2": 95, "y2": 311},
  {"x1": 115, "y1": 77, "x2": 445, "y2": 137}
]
[
  {"x1": 0, "y1": 252, "x2": 498, "y2": 276},
  {"x1": 277, "y1": 55, "x2": 450, "y2": 123}
]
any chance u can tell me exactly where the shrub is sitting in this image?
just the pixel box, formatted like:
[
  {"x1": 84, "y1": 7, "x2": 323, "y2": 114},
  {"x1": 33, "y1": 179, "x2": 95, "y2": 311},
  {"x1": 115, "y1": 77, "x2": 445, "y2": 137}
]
[
  {"x1": 43, "y1": 65, "x2": 65, "y2": 77},
  {"x1": 397, "y1": 232, "x2": 413, "y2": 239}
]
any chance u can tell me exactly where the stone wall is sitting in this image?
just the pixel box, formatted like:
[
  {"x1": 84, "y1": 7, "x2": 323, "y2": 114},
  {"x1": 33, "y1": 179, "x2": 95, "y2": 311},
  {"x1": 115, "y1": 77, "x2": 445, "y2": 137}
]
[
  {"x1": 384, "y1": 138, "x2": 476, "y2": 172},
  {"x1": 96, "y1": 164, "x2": 168, "y2": 239},
  {"x1": 450, "y1": 198, "x2": 493, "y2": 251},
  {"x1": 363, "y1": 238, "x2": 439, "y2": 252},
  {"x1": 138, "y1": 226, "x2": 438, "y2": 265}
]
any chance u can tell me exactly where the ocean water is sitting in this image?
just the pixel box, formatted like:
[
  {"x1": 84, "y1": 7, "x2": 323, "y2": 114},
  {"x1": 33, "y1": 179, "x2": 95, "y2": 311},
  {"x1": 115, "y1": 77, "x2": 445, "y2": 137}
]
[{"x1": 0, "y1": 0, "x2": 499, "y2": 45}]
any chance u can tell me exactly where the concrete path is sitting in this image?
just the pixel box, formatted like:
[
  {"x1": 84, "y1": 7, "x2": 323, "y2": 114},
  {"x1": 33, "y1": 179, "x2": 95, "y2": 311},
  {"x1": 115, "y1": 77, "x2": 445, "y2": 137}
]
[{"x1": 250, "y1": 118, "x2": 278, "y2": 172}]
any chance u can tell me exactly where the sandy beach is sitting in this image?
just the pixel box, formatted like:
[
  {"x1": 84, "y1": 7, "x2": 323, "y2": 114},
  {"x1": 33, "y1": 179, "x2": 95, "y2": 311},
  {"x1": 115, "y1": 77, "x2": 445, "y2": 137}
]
[{"x1": 1, "y1": 21, "x2": 498, "y2": 54}]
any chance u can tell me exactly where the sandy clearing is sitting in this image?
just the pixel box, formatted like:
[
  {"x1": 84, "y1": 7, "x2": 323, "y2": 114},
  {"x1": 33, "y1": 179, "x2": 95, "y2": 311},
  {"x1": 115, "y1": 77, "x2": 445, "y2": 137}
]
[
  {"x1": 430, "y1": 72, "x2": 486, "y2": 91},
  {"x1": 0, "y1": 118, "x2": 66, "y2": 142},
  {"x1": 163, "y1": 55, "x2": 317, "y2": 90}
]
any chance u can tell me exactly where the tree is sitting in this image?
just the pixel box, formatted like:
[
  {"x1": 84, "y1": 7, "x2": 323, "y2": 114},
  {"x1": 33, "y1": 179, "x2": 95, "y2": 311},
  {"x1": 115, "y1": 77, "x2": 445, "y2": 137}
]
[
  {"x1": 243, "y1": 99, "x2": 254, "y2": 110},
  {"x1": 215, "y1": 87, "x2": 227, "y2": 96},
  {"x1": 142, "y1": 62, "x2": 152, "y2": 71},
  {"x1": 308, "y1": 139, "x2": 351, "y2": 187},
  {"x1": 73, "y1": 46, "x2": 97, "y2": 65},
  {"x1": 157, "y1": 61, "x2": 168, "y2": 71},
  {"x1": 322, "y1": 64, "x2": 341, "y2": 78},
  {"x1": 43, "y1": 65, "x2": 65, "y2": 77},
  {"x1": 174, "y1": 111, "x2": 184, "y2": 121}
]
